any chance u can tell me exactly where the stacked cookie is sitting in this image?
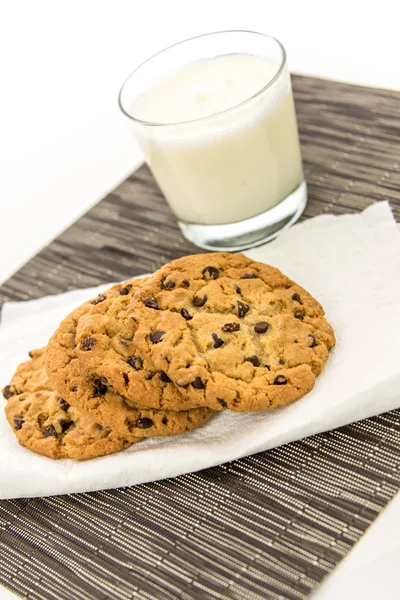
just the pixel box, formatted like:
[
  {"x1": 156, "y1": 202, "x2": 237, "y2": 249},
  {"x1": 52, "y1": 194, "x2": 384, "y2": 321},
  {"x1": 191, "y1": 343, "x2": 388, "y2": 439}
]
[{"x1": 2, "y1": 253, "x2": 335, "y2": 461}]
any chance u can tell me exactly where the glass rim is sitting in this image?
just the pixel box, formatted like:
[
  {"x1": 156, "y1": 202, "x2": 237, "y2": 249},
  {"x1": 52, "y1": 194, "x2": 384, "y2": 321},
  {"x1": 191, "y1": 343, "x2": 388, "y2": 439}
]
[{"x1": 118, "y1": 30, "x2": 287, "y2": 128}]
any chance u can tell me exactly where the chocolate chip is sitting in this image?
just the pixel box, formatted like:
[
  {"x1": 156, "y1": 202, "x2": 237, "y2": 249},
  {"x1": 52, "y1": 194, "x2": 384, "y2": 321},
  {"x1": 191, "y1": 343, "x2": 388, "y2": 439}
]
[
  {"x1": 182, "y1": 279, "x2": 190, "y2": 288},
  {"x1": 241, "y1": 273, "x2": 258, "y2": 279},
  {"x1": 144, "y1": 298, "x2": 158, "y2": 310},
  {"x1": 180, "y1": 308, "x2": 193, "y2": 320},
  {"x1": 202, "y1": 266, "x2": 219, "y2": 280},
  {"x1": 222, "y1": 323, "x2": 240, "y2": 332},
  {"x1": 159, "y1": 371, "x2": 171, "y2": 383},
  {"x1": 254, "y1": 322, "x2": 269, "y2": 334},
  {"x1": 292, "y1": 292, "x2": 303, "y2": 304},
  {"x1": 81, "y1": 337, "x2": 96, "y2": 351},
  {"x1": 234, "y1": 284, "x2": 241, "y2": 294},
  {"x1": 161, "y1": 276, "x2": 175, "y2": 290},
  {"x1": 192, "y1": 377, "x2": 205, "y2": 389},
  {"x1": 127, "y1": 356, "x2": 142, "y2": 369},
  {"x1": 237, "y1": 301, "x2": 250, "y2": 318},
  {"x1": 13, "y1": 416, "x2": 24, "y2": 430},
  {"x1": 212, "y1": 333, "x2": 224, "y2": 348},
  {"x1": 135, "y1": 417, "x2": 154, "y2": 429},
  {"x1": 28, "y1": 351, "x2": 33, "y2": 358},
  {"x1": 279, "y1": 359, "x2": 285, "y2": 365},
  {"x1": 265, "y1": 364, "x2": 271, "y2": 371},
  {"x1": 150, "y1": 331, "x2": 165, "y2": 344},
  {"x1": 120, "y1": 284, "x2": 133, "y2": 296},
  {"x1": 123, "y1": 373, "x2": 129, "y2": 384},
  {"x1": 93, "y1": 379, "x2": 107, "y2": 396},
  {"x1": 274, "y1": 375, "x2": 287, "y2": 385},
  {"x1": 244, "y1": 355, "x2": 260, "y2": 367},
  {"x1": 294, "y1": 339, "x2": 299, "y2": 344},
  {"x1": 43, "y1": 424, "x2": 57, "y2": 437},
  {"x1": 3, "y1": 385, "x2": 14, "y2": 400},
  {"x1": 58, "y1": 418, "x2": 74, "y2": 433},
  {"x1": 72, "y1": 385, "x2": 78, "y2": 392},
  {"x1": 193, "y1": 295, "x2": 207, "y2": 307},
  {"x1": 59, "y1": 398, "x2": 70, "y2": 411},
  {"x1": 217, "y1": 398, "x2": 227, "y2": 407},
  {"x1": 294, "y1": 311, "x2": 305, "y2": 320},
  {"x1": 162, "y1": 416, "x2": 168, "y2": 425},
  {"x1": 308, "y1": 334, "x2": 318, "y2": 348},
  {"x1": 91, "y1": 294, "x2": 106, "y2": 305}
]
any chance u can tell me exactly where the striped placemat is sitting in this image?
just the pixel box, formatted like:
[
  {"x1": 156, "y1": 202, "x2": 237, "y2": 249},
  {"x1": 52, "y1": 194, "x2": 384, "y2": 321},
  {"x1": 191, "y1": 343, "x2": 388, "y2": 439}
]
[{"x1": 0, "y1": 75, "x2": 399, "y2": 600}]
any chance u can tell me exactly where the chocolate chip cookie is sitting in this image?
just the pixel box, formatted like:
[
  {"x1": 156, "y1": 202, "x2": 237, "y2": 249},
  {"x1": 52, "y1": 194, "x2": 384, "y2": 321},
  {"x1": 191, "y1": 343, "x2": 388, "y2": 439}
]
[
  {"x1": 128, "y1": 253, "x2": 335, "y2": 411},
  {"x1": 46, "y1": 281, "x2": 215, "y2": 436},
  {"x1": 3, "y1": 349, "x2": 141, "y2": 460}
]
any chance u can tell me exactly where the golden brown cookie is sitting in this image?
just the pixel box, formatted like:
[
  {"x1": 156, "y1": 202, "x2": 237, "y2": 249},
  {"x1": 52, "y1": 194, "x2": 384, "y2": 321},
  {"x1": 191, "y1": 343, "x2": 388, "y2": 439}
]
[
  {"x1": 127, "y1": 253, "x2": 335, "y2": 412},
  {"x1": 3, "y1": 349, "x2": 141, "y2": 460},
  {"x1": 46, "y1": 281, "x2": 215, "y2": 436}
]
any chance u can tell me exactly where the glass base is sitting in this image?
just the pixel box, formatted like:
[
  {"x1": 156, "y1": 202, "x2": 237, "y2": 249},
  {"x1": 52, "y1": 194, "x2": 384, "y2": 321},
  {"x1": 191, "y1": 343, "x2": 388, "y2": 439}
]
[{"x1": 178, "y1": 180, "x2": 307, "y2": 251}]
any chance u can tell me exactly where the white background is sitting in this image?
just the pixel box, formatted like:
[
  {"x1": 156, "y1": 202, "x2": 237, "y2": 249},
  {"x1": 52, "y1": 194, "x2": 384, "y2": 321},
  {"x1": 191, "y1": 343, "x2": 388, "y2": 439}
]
[{"x1": 1, "y1": 1, "x2": 400, "y2": 598}]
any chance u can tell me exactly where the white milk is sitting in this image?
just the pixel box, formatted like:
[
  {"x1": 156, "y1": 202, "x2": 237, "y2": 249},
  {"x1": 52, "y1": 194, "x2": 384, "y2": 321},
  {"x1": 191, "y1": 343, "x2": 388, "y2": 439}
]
[{"x1": 131, "y1": 54, "x2": 303, "y2": 225}]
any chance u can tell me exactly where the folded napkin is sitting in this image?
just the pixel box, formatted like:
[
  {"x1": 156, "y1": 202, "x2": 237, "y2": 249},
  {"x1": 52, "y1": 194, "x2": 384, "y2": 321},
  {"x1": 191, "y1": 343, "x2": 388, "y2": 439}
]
[{"x1": 1, "y1": 202, "x2": 399, "y2": 499}]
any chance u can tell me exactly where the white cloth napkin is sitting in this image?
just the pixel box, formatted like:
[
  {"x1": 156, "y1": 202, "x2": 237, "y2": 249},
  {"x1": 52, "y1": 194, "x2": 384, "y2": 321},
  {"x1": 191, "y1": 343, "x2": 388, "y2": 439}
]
[{"x1": 1, "y1": 202, "x2": 399, "y2": 499}]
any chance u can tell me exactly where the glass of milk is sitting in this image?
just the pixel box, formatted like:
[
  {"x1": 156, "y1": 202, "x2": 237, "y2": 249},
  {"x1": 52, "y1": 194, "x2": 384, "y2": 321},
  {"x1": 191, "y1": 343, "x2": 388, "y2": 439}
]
[{"x1": 119, "y1": 31, "x2": 306, "y2": 250}]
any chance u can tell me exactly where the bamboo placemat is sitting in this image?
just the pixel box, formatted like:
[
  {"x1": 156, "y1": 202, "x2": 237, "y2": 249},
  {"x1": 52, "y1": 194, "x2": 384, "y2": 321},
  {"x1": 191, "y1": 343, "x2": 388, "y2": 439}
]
[{"x1": 1, "y1": 75, "x2": 399, "y2": 600}]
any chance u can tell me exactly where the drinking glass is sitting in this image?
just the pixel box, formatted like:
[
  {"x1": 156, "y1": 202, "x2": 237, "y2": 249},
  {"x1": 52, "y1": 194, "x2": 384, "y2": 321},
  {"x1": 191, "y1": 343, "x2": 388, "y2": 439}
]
[{"x1": 119, "y1": 30, "x2": 306, "y2": 250}]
